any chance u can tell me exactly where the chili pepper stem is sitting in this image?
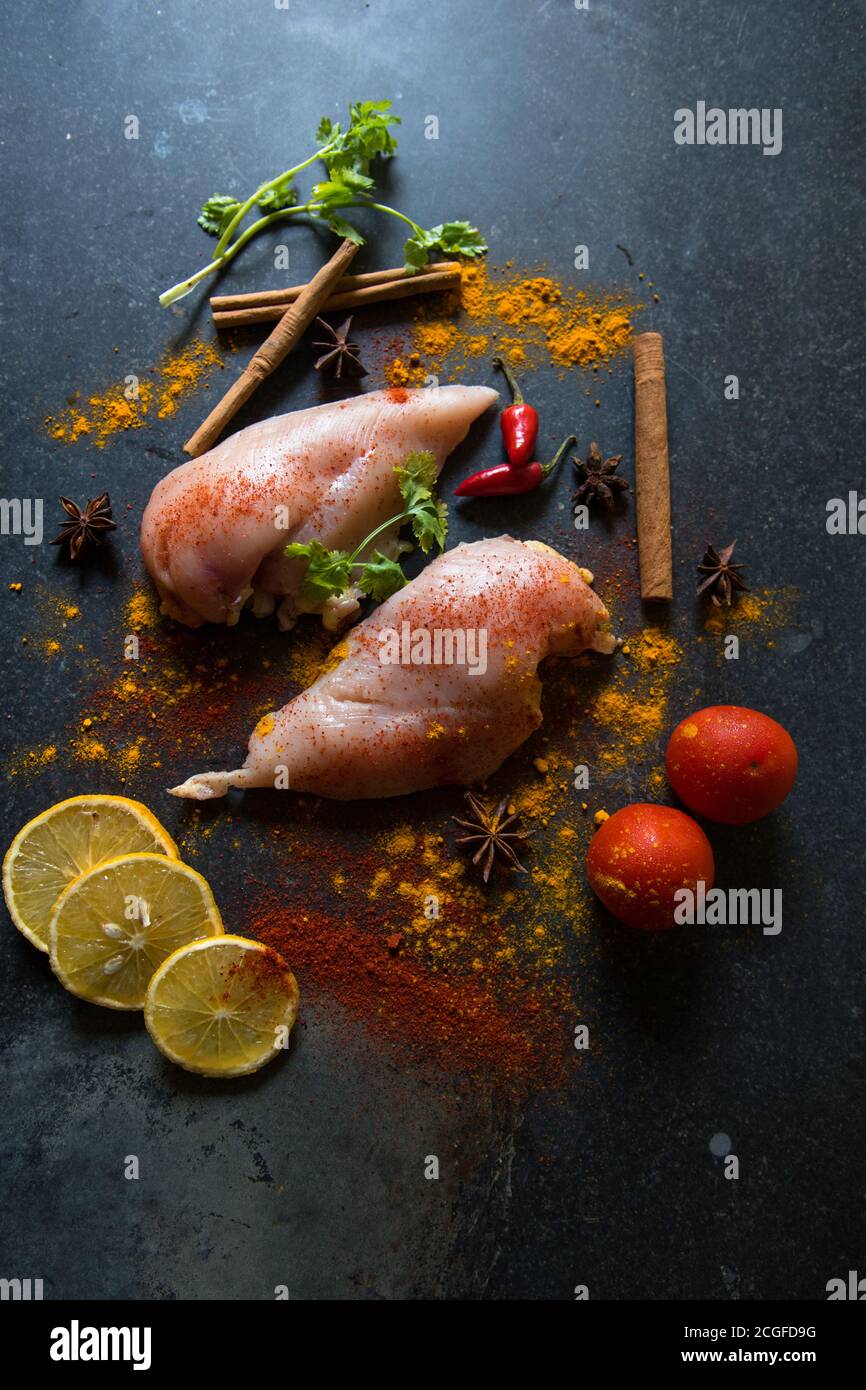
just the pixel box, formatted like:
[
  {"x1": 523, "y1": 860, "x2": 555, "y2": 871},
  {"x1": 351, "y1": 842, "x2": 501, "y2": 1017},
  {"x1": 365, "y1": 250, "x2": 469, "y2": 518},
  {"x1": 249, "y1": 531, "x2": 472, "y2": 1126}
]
[
  {"x1": 492, "y1": 354, "x2": 524, "y2": 405},
  {"x1": 541, "y1": 435, "x2": 578, "y2": 478}
]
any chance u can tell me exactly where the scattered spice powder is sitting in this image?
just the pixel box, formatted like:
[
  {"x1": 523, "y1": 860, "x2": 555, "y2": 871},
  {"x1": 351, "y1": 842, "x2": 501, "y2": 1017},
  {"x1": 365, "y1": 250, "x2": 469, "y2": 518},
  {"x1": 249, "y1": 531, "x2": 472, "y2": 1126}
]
[
  {"x1": 7, "y1": 597, "x2": 343, "y2": 785},
  {"x1": 385, "y1": 260, "x2": 644, "y2": 384},
  {"x1": 384, "y1": 356, "x2": 426, "y2": 388},
  {"x1": 243, "y1": 726, "x2": 605, "y2": 1085},
  {"x1": 286, "y1": 627, "x2": 341, "y2": 687},
  {"x1": 589, "y1": 625, "x2": 683, "y2": 770},
  {"x1": 703, "y1": 587, "x2": 799, "y2": 635},
  {"x1": 44, "y1": 340, "x2": 224, "y2": 447},
  {"x1": 45, "y1": 383, "x2": 153, "y2": 448},
  {"x1": 72, "y1": 736, "x2": 108, "y2": 763},
  {"x1": 253, "y1": 892, "x2": 571, "y2": 1084},
  {"x1": 125, "y1": 584, "x2": 159, "y2": 631},
  {"x1": 413, "y1": 320, "x2": 461, "y2": 361}
]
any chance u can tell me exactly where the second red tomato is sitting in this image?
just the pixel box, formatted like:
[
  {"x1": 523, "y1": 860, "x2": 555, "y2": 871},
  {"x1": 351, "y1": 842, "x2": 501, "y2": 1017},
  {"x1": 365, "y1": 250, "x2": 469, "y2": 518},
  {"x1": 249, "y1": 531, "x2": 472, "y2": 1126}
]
[{"x1": 586, "y1": 803, "x2": 715, "y2": 931}]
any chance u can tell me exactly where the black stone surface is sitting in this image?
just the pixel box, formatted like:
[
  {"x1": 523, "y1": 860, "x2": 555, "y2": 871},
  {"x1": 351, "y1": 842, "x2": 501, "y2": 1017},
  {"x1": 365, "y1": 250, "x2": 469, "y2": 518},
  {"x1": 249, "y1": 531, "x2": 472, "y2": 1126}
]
[{"x1": 1, "y1": 0, "x2": 863, "y2": 1300}]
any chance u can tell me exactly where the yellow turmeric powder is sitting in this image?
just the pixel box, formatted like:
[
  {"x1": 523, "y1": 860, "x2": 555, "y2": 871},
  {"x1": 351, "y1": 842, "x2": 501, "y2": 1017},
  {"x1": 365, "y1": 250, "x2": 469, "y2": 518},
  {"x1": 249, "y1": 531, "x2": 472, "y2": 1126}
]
[
  {"x1": 155, "y1": 339, "x2": 223, "y2": 419},
  {"x1": 286, "y1": 627, "x2": 343, "y2": 687},
  {"x1": 45, "y1": 339, "x2": 223, "y2": 446},
  {"x1": 591, "y1": 626, "x2": 683, "y2": 769},
  {"x1": 383, "y1": 260, "x2": 643, "y2": 384},
  {"x1": 46, "y1": 383, "x2": 153, "y2": 448},
  {"x1": 384, "y1": 356, "x2": 426, "y2": 388},
  {"x1": 703, "y1": 587, "x2": 799, "y2": 634},
  {"x1": 414, "y1": 321, "x2": 461, "y2": 359},
  {"x1": 125, "y1": 585, "x2": 159, "y2": 630}
]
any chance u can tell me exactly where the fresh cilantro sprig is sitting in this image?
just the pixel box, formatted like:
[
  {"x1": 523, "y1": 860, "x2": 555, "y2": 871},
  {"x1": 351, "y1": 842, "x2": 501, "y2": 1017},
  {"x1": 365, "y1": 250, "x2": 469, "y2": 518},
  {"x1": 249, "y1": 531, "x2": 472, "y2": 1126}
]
[
  {"x1": 284, "y1": 451, "x2": 447, "y2": 605},
  {"x1": 394, "y1": 450, "x2": 448, "y2": 553},
  {"x1": 403, "y1": 220, "x2": 488, "y2": 271},
  {"x1": 159, "y1": 100, "x2": 486, "y2": 307}
]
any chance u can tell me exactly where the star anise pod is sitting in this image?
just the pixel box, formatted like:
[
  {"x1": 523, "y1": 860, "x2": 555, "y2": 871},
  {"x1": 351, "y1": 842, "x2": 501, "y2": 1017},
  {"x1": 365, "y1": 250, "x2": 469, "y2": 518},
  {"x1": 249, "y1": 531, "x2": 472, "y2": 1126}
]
[
  {"x1": 312, "y1": 314, "x2": 368, "y2": 379},
  {"x1": 50, "y1": 493, "x2": 116, "y2": 561},
  {"x1": 572, "y1": 442, "x2": 629, "y2": 510},
  {"x1": 452, "y1": 790, "x2": 534, "y2": 884},
  {"x1": 697, "y1": 540, "x2": 749, "y2": 607}
]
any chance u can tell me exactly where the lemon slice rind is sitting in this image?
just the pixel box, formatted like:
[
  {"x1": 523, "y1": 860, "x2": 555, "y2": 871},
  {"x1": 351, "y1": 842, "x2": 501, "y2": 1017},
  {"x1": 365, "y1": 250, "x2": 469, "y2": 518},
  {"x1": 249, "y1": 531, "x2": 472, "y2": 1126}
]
[
  {"x1": 144, "y1": 935, "x2": 299, "y2": 1078},
  {"x1": 3, "y1": 795, "x2": 178, "y2": 953}
]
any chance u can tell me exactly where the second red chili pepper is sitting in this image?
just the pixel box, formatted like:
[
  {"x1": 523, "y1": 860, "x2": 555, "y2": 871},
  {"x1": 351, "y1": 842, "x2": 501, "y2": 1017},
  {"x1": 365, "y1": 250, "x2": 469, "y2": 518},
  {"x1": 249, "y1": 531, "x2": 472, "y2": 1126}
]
[
  {"x1": 455, "y1": 436, "x2": 576, "y2": 497},
  {"x1": 493, "y1": 355, "x2": 539, "y2": 467}
]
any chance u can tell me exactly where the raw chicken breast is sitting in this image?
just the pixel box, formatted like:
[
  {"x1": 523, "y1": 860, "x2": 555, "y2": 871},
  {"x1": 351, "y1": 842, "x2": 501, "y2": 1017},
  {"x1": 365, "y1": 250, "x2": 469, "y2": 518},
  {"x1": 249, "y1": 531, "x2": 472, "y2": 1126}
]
[
  {"x1": 169, "y1": 537, "x2": 614, "y2": 802},
  {"x1": 141, "y1": 385, "x2": 496, "y2": 630}
]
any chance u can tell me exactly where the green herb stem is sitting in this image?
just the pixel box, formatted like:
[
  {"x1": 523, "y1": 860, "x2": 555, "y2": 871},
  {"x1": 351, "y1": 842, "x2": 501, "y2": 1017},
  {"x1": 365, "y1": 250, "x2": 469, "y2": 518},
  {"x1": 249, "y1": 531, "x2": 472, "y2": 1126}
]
[
  {"x1": 361, "y1": 202, "x2": 422, "y2": 235},
  {"x1": 159, "y1": 197, "x2": 405, "y2": 306},
  {"x1": 348, "y1": 509, "x2": 414, "y2": 563},
  {"x1": 159, "y1": 206, "x2": 311, "y2": 307},
  {"x1": 213, "y1": 144, "x2": 336, "y2": 257}
]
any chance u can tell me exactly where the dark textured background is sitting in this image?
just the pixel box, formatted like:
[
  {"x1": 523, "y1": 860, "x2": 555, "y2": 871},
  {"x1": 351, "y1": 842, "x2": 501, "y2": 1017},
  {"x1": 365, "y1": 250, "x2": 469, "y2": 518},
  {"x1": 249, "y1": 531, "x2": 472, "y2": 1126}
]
[{"x1": 1, "y1": 0, "x2": 864, "y2": 1300}]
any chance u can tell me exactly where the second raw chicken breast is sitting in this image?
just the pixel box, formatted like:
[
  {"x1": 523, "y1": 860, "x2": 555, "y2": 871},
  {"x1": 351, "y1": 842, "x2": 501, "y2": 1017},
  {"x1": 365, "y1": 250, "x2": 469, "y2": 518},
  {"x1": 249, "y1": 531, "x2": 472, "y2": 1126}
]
[{"x1": 169, "y1": 537, "x2": 614, "y2": 801}]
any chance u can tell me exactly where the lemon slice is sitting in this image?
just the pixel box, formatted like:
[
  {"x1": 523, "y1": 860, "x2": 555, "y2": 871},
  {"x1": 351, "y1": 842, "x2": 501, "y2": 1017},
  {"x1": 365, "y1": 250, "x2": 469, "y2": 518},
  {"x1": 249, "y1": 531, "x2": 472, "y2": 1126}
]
[
  {"x1": 49, "y1": 853, "x2": 222, "y2": 1010},
  {"x1": 145, "y1": 935, "x2": 299, "y2": 1077},
  {"x1": 3, "y1": 795, "x2": 178, "y2": 953}
]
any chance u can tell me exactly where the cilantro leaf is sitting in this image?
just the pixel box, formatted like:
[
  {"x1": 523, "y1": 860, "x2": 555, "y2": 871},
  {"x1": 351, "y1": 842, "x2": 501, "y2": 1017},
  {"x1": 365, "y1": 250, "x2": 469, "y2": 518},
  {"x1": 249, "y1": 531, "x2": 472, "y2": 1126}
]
[
  {"x1": 309, "y1": 169, "x2": 374, "y2": 243},
  {"x1": 396, "y1": 451, "x2": 448, "y2": 554},
  {"x1": 284, "y1": 540, "x2": 352, "y2": 602},
  {"x1": 403, "y1": 233, "x2": 432, "y2": 273},
  {"x1": 402, "y1": 220, "x2": 487, "y2": 273},
  {"x1": 257, "y1": 173, "x2": 298, "y2": 214},
  {"x1": 412, "y1": 495, "x2": 448, "y2": 554},
  {"x1": 161, "y1": 97, "x2": 489, "y2": 311},
  {"x1": 428, "y1": 221, "x2": 488, "y2": 257},
  {"x1": 357, "y1": 551, "x2": 407, "y2": 602},
  {"x1": 282, "y1": 450, "x2": 447, "y2": 608},
  {"x1": 323, "y1": 99, "x2": 400, "y2": 175},
  {"x1": 396, "y1": 450, "x2": 438, "y2": 510},
  {"x1": 312, "y1": 170, "x2": 375, "y2": 205},
  {"x1": 198, "y1": 194, "x2": 242, "y2": 237},
  {"x1": 326, "y1": 215, "x2": 365, "y2": 245}
]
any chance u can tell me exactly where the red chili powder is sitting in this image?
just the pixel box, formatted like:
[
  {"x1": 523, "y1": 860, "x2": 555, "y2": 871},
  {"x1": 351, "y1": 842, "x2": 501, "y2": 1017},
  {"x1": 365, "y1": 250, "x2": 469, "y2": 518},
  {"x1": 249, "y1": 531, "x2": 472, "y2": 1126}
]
[{"x1": 248, "y1": 892, "x2": 569, "y2": 1088}]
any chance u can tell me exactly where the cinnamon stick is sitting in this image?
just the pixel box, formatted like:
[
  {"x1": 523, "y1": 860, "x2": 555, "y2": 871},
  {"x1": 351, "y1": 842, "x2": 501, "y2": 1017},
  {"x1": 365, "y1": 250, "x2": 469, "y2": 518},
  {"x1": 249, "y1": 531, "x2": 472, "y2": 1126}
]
[
  {"x1": 212, "y1": 267, "x2": 460, "y2": 330},
  {"x1": 211, "y1": 261, "x2": 459, "y2": 313},
  {"x1": 632, "y1": 332, "x2": 672, "y2": 601},
  {"x1": 183, "y1": 238, "x2": 359, "y2": 459}
]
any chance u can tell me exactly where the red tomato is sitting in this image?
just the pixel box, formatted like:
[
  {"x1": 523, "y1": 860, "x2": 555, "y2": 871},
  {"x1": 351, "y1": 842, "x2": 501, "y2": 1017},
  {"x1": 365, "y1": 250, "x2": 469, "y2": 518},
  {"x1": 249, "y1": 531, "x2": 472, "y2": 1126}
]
[
  {"x1": 666, "y1": 706, "x2": 797, "y2": 825},
  {"x1": 586, "y1": 803, "x2": 714, "y2": 931}
]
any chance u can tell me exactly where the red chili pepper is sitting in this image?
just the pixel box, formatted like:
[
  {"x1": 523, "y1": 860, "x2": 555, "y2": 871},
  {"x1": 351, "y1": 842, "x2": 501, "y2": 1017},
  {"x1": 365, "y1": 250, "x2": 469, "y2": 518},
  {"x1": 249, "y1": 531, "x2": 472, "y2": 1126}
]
[
  {"x1": 493, "y1": 356, "x2": 538, "y2": 467},
  {"x1": 455, "y1": 436, "x2": 576, "y2": 498}
]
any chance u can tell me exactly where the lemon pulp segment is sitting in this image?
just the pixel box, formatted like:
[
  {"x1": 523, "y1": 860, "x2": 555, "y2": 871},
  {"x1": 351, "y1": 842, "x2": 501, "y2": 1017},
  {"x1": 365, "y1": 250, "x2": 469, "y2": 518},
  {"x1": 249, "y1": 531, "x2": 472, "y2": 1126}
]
[
  {"x1": 49, "y1": 852, "x2": 222, "y2": 1009},
  {"x1": 145, "y1": 935, "x2": 299, "y2": 1076}
]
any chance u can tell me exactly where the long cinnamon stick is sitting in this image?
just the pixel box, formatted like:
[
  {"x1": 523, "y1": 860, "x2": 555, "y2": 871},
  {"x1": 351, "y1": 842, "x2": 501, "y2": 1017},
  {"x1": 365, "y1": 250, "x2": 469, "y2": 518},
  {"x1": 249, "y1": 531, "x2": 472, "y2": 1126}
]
[
  {"x1": 632, "y1": 332, "x2": 672, "y2": 601},
  {"x1": 211, "y1": 261, "x2": 459, "y2": 312},
  {"x1": 212, "y1": 267, "x2": 460, "y2": 330},
  {"x1": 183, "y1": 238, "x2": 359, "y2": 459}
]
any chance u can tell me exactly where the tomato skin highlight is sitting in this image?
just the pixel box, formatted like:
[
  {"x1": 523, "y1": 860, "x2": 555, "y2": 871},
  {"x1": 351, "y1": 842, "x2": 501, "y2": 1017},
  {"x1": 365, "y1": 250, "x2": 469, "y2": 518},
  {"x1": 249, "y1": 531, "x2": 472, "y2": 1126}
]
[
  {"x1": 665, "y1": 706, "x2": 797, "y2": 825},
  {"x1": 586, "y1": 803, "x2": 715, "y2": 931}
]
